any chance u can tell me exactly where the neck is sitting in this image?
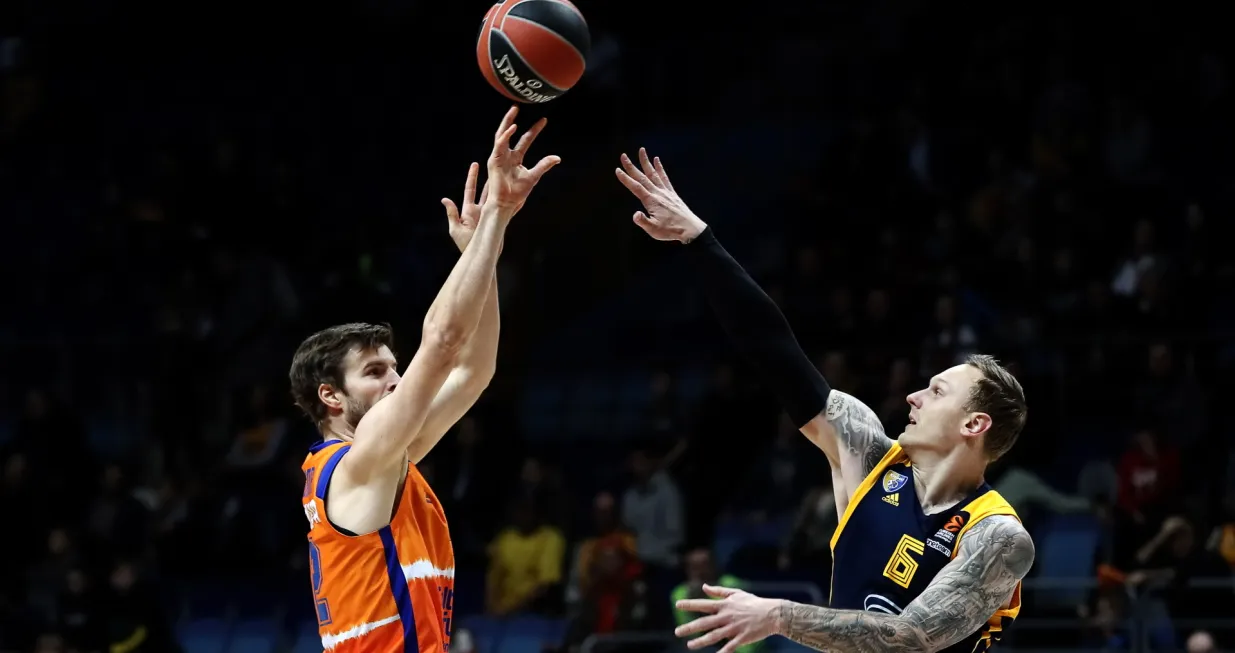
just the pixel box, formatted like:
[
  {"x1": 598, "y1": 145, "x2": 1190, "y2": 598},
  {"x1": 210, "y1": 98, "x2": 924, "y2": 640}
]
[
  {"x1": 321, "y1": 420, "x2": 356, "y2": 443},
  {"x1": 904, "y1": 446, "x2": 985, "y2": 515}
]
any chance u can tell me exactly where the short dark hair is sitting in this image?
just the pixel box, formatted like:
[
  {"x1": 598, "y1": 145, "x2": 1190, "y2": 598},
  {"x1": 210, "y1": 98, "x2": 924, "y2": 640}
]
[
  {"x1": 963, "y1": 354, "x2": 1027, "y2": 461},
  {"x1": 289, "y1": 322, "x2": 395, "y2": 425}
]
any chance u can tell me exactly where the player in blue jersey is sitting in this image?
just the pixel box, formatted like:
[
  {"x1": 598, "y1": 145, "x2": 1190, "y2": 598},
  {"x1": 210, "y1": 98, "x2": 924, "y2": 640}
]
[{"x1": 616, "y1": 149, "x2": 1035, "y2": 653}]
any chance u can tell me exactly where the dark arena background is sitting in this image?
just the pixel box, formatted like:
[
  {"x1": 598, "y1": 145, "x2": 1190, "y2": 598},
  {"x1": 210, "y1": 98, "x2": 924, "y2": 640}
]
[{"x1": 3, "y1": 0, "x2": 1234, "y2": 652}]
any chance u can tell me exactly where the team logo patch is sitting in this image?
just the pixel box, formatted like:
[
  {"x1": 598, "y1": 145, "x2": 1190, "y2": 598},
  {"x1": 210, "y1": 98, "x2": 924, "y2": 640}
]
[{"x1": 882, "y1": 470, "x2": 909, "y2": 493}]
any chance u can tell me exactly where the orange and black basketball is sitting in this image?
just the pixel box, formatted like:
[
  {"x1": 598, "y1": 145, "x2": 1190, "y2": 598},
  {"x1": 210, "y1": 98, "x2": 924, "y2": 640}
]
[{"x1": 476, "y1": 0, "x2": 590, "y2": 104}]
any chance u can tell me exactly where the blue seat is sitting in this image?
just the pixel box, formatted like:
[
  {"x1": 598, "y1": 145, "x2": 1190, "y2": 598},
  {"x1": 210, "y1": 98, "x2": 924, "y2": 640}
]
[
  {"x1": 459, "y1": 616, "x2": 502, "y2": 653},
  {"x1": 228, "y1": 618, "x2": 277, "y2": 653},
  {"x1": 1033, "y1": 513, "x2": 1100, "y2": 608},
  {"x1": 184, "y1": 583, "x2": 232, "y2": 619},
  {"x1": 500, "y1": 634, "x2": 548, "y2": 653},
  {"x1": 505, "y1": 615, "x2": 566, "y2": 640},
  {"x1": 178, "y1": 618, "x2": 227, "y2": 653},
  {"x1": 290, "y1": 621, "x2": 321, "y2": 653}
]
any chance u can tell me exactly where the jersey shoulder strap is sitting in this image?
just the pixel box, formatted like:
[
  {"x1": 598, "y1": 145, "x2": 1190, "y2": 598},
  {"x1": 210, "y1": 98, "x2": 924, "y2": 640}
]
[{"x1": 952, "y1": 488, "x2": 1020, "y2": 557}]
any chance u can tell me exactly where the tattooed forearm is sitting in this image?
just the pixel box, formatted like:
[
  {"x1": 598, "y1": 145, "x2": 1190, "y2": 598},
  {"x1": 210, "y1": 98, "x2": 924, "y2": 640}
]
[
  {"x1": 825, "y1": 391, "x2": 893, "y2": 475},
  {"x1": 773, "y1": 516, "x2": 1035, "y2": 652}
]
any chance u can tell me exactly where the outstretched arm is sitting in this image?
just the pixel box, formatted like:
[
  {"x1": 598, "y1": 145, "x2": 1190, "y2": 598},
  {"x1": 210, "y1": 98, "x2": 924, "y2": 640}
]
[
  {"x1": 345, "y1": 106, "x2": 558, "y2": 479},
  {"x1": 407, "y1": 274, "x2": 499, "y2": 463},
  {"x1": 406, "y1": 162, "x2": 514, "y2": 464},
  {"x1": 615, "y1": 149, "x2": 893, "y2": 488},
  {"x1": 676, "y1": 516, "x2": 1034, "y2": 653}
]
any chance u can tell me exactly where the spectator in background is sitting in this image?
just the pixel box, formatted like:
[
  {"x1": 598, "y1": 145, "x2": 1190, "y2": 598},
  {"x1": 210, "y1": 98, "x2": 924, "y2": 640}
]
[
  {"x1": 511, "y1": 457, "x2": 568, "y2": 528},
  {"x1": 1117, "y1": 428, "x2": 1179, "y2": 525},
  {"x1": 561, "y1": 528, "x2": 655, "y2": 653},
  {"x1": 571, "y1": 492, "x2": 639, "y2": 602},
  {"x1": 920, "y1": 293, "x2": 979, "y2": 374},
  {"x1": 1111, "y1": 218, "x2": 1158, "y2": 299},
  {"x1": 1206, "y1": 491, "x2": 1235, "y2": 569},
  {"x1": 27, "y1": 527, "x2": 82, "y2": 626},
  {"x1": 57, "y1": 568, "x2": 105, "y2": 651},
  {"x1": 779, "y1": 487, "x2": 836, "y2": 575},
  {"x1": 103, "y1": 561, "x2": 180, "y2": 653},
  {"x1": 1081, "y1": 590, "x2": 1133, "y2": 650},
  {"x1": 733, "y1": 427, "x2": 808, "y2": 521},
  {"x1": 222, "y1": 384, "x2": 289, "y2": 472},
  {"x1": 486, "y1": 499, "x2": 566, "y2": 617},
  {"x1": 645, "y1": 369, "x2": 683, "y2": 439},
  {"x1": 671, "y1": 549, "x2": 761, "y2": 653},
  {"x1": 433, "y1": 417, "x2": 506, "y2": 558},
  {"x1": 666, "y1": 364, "x2": 774, "y2": 549},
  {"x1": 1187, "y1": 630, "x2": 1217, "y2": 653},
  {"x1": 1120, "y1": 516, "x2": 1233, "y2": 648},
  {"x1": 87, "y1": 463, "x2": 150, "y2": 560},
  {"x1": 32, "y1": 632, "x2": 67, "y2": 653},
  {"x1": 621, "y1": 449, "x2": 684, "y2": 576}
]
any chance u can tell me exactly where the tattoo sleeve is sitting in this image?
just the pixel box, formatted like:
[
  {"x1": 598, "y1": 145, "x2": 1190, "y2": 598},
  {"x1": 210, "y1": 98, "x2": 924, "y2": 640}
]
[
  {"x1": 824, "y1": 390, "x2": 894, "y2": 477},
  {"x1": 775, "y1": 515, "x2": 1035, "y2": 652}
]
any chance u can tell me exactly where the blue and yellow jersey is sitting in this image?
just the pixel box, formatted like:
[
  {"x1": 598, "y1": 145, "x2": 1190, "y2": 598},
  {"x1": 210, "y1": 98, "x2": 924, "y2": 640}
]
[{"x1": 830, "y1": 443, "x2": 1022, "y2": 653}]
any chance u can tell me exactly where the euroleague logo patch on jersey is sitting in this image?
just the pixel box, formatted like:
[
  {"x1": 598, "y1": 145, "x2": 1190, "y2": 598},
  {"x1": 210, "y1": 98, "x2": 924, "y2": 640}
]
[
  {"x1": 931, "y1": 515, "x2": 965, "y2": 553},
  {"x1": 882, "y1": 469, "x2": 909, "y2": 493}
]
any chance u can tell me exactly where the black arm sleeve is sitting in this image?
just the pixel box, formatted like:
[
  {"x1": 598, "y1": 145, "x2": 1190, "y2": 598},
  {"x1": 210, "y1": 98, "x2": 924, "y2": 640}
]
[{"x1": 681, "y1": 226, "x2": 831, "y2": 428}]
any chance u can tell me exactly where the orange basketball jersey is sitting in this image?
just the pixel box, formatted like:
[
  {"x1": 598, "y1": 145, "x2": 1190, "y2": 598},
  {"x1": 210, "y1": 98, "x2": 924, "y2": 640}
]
[{"x1": 301, "y1": 440, "x2": 455, "y2": 652}]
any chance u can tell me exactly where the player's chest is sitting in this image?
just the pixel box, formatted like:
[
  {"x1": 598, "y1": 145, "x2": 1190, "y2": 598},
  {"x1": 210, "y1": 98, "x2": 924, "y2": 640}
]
[
  {"x1": 393, "y1": 477, "x2": 453, "y2": 559},
  {"x1": 847, "y1": 467, "x2": 965, "y2": 570}
]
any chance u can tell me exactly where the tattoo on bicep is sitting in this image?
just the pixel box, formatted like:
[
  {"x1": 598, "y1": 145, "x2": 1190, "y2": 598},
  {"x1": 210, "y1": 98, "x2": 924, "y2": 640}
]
[
  {"x1": 897, "y1": 516, "x2": 1036, "y2": 649},
  {"x1": 777, "y1": 516, "x2": 1035, "y2": 653},
  {"x1": 825, "y1": 391, "x2": 892, "y2": 474}
]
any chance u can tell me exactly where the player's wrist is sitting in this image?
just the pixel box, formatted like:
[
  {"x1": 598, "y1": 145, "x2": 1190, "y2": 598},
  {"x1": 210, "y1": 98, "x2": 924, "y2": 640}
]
[
  {"x1": 768, "y1": 599, "x2": 791, "y2": 636},
  {"x1": 479, "y1": 199, "x2": 518, "y2": 227},
  {"x1": 678, "y1": 216, "x2": 708, "y2": 243}
]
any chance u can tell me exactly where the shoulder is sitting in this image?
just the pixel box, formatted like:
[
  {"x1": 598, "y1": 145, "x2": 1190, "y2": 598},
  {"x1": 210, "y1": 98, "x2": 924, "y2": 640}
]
[{"x1": 958, "y1": 515, "x2": 1035, "y2": 580}]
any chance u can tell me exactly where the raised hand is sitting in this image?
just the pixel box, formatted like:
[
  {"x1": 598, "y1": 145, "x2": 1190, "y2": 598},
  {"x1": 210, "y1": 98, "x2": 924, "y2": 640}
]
[
  {"x1": 441, "y1": 162, "x2": 522, "y2": 253},
  {"x1": 615, "y1": 148, "x2": 708, "y2": 243},
  {"x1": 486, "y1": 105, "x2": 560, "y2": 213}
]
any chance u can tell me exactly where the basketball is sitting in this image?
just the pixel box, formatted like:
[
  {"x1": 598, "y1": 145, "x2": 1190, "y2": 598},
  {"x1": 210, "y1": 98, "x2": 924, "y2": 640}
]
[{"x1": 476, "y1": 0, "x2": 591, "y2": 104}]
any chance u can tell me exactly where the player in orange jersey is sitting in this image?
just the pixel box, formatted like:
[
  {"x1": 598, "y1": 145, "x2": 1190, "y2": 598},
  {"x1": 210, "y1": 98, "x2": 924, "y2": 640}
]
[{"x1": 289, "y1": 106, "x2": 559, "y2": 653}]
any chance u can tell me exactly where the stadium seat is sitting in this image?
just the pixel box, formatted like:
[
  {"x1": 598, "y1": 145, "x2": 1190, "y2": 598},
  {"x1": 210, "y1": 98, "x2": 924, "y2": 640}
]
[
  {"x1": 178, "y1": 618, "x2": 227, "y2": 653},
  {"x1": 1033, "y1": 513, "x2": 1101, "y2": 608},
  {"x1": 228, "y1": 618, "x2": 278, "y2": 653},
  {"x1": 290, "y1": 621, "x2": 321, "y2": 653},
  {"x1": 459, "y1": 616, "x2": 502, "y2": 653}
]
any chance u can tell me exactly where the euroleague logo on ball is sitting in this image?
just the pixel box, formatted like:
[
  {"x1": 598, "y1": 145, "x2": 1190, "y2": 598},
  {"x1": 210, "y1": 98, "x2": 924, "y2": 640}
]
[{"x1": 477, "y1": 0, "x2": 591, "y2": 104}]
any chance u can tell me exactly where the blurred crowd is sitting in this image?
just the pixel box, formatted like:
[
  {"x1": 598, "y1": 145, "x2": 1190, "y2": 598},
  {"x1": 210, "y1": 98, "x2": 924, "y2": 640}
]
[{"x1": 3, "y1": 1, "x2": 1235, "y2": 652}]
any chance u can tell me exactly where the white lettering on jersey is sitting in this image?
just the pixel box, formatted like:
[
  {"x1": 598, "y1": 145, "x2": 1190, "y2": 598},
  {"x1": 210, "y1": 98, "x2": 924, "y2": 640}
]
[{"x1": 304, "y1": 501, "x2": 322, "y2": 526}]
